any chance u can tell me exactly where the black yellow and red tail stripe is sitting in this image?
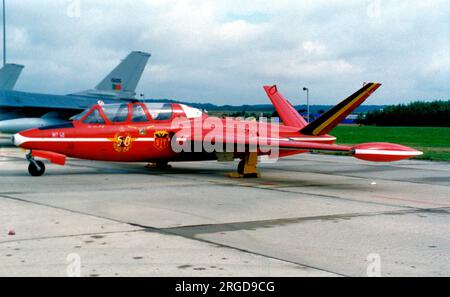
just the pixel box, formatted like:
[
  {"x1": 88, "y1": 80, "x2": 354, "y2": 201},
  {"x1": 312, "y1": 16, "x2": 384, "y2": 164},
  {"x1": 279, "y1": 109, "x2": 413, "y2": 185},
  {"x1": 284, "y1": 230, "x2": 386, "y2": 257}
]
[{"x1": 301, "y1": 83, "x2": 381, "y2": 136}]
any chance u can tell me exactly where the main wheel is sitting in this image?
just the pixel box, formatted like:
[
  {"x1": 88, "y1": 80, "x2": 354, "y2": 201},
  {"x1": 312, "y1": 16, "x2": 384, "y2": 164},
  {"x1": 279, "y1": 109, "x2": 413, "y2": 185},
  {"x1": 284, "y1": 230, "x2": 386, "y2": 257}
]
[
  {"x1": 155, "y1": 161, "x2": 168, "y2": 167},
  {"x1": 28, "y1": 161, "x2": 46, "y2": 177},
  {"x1": 156, "y1": 161, "x2": 172, "y2": 169},
  {"x1": 237, "y1": 160, "x2": 245, "y2": 175}
]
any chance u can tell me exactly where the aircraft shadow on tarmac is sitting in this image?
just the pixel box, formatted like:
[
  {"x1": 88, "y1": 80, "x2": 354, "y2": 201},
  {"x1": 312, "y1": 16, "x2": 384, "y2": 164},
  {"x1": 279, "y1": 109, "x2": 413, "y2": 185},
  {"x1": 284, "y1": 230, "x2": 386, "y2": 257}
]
[
  {"x1": 0, "y1": 160, "x2": 226, "y2": 177},
  {"x1": 0, "y1": 160, "x2": 377, "y2": 193},
  {"x1": 1, "y1": 151, "x2": 389, "y2": 191}
]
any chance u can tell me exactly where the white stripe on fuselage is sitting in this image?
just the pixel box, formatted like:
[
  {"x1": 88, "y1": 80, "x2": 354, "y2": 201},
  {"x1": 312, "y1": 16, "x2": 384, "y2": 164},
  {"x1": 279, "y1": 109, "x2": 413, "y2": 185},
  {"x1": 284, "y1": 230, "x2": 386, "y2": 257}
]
[
  {"x1": 13, "y1": 133, "x2": 337, "y2": 147},
  {"x1": 260, "y1": 137, "x2": 337, "y2": 142},
  {"x1": 13, "y1": 134, "x2": 156, "y2": 146}
]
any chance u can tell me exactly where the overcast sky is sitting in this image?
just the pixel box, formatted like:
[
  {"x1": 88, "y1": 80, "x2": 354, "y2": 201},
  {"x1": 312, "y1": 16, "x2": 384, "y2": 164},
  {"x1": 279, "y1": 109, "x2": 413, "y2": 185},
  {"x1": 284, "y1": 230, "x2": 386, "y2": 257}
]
[{"x1": 7, "y1": 0, "x2": 450, "y2": 105}]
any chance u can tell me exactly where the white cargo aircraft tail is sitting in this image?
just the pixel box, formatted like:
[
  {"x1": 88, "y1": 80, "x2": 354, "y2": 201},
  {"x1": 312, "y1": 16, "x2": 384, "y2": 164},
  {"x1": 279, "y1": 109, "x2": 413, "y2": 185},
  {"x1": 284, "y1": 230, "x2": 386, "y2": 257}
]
[
  {"x1": 0, "y1": 64, "x2": 24, "y2": 90},
  {"x1": 73, "y1": 51, "x2": 151, "y2": 100}
]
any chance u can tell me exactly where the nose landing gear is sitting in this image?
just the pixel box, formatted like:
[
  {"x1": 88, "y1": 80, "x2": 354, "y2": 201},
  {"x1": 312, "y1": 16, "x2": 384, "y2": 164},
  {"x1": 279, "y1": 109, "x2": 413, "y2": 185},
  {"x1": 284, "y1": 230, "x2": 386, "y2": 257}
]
[{"x1": 26, "y1": 152, "x2": 46, "y2": 177}]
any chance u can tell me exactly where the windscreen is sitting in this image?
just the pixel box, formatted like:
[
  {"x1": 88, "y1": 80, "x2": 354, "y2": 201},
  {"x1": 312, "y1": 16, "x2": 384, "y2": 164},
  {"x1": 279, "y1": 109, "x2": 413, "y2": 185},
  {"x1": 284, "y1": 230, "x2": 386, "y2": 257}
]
[
  {"x1": 71, "y1": 109, "x2": 90, "y2": 121},
  {"x1": 83, "y1": 109, "x2": 106, "y2": 124}
]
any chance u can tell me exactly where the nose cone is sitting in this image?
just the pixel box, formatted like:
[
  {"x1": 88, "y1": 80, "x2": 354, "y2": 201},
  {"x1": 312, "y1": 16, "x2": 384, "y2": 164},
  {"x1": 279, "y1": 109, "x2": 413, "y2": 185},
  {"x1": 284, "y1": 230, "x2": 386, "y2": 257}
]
[{"x1": 12, "y1": 133, "x2": 27, "y2": 147}]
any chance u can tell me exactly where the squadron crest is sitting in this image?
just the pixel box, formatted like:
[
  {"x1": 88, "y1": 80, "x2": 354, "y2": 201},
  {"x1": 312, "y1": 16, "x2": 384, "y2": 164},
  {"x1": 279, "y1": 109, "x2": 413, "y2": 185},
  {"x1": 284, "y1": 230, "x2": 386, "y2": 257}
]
[{"x1": 154, "y1": 130, "x2": 170, "y2": 150}]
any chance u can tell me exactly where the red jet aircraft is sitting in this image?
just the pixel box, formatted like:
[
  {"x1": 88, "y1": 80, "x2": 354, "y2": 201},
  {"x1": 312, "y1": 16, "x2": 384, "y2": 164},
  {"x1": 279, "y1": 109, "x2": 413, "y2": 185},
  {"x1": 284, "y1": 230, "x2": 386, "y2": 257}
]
[{"x1": 13, "y1": 83, "x2": 422, "y2": 177}]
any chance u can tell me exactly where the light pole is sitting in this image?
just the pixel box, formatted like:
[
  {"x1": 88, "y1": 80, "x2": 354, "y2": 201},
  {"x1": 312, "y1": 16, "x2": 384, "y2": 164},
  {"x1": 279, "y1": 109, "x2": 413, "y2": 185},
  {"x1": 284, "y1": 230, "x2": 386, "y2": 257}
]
[
  {"x1": 303, "y1": 87, "x2": 310, "y2": 123},
  {"x1": 2, "y1": 0, "x2": 5, "y2": 67}
]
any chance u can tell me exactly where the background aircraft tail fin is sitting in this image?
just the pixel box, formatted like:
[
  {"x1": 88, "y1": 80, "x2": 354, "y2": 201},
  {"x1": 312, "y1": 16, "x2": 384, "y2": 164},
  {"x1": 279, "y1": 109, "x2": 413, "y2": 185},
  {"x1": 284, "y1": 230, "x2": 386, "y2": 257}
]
[
  {"x1": 95, "y1": 51, "x2": 151, "y2": 97},
  {"x1": 300, "y1": 83, "x2": 382, "y2": 136},
  {"x1": 0, "y1": 64, "x2": 24, "y2": 90},
  {"x1": 264, "y1": 85, "x2": 308, "y2": 128}
]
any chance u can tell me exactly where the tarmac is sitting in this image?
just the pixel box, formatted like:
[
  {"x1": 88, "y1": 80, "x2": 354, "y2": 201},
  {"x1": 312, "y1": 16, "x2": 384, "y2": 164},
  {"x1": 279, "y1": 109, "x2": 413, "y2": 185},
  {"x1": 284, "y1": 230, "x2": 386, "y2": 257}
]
[{"x1": 0, "y1": 145, "x2": 449, "y2": 277}]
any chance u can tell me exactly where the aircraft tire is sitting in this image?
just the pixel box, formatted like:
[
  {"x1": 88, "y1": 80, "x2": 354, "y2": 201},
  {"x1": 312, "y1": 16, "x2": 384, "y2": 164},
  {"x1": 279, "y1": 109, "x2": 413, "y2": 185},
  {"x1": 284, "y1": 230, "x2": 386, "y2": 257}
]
[
  {"x1": 28, "y1": 161, "x2": 46, "y2": 177},
  {"x1": 238, "y1": 160, "x2": 245, "y2": 175}
]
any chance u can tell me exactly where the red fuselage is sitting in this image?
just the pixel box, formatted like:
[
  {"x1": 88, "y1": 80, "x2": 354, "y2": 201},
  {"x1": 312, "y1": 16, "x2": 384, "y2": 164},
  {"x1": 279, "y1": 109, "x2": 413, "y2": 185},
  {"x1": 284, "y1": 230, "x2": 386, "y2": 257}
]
[{"x1": 14, "y1": 102, "x2": 336, "y2": 163}]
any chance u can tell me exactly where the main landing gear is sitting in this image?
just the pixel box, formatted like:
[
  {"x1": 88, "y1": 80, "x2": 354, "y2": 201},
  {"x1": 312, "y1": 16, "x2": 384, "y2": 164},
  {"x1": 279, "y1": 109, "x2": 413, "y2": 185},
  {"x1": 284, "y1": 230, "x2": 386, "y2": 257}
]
[
  {"x1": 26, "y1": 152, "x2": 46, "y2": 177},
  {"x1": 145, "y1": 161, "x2": 172, "y2": 169},
  {"x1": 229, "y1": 152, "x2": 261, "y2": 178}
]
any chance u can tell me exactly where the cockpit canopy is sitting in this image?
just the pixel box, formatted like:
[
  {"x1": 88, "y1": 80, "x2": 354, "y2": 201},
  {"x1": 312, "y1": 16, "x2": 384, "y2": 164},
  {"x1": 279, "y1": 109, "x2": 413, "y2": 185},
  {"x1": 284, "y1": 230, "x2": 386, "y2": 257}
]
[{"x1": 72, "y1": 102, "x2": 204, "y2": 125}]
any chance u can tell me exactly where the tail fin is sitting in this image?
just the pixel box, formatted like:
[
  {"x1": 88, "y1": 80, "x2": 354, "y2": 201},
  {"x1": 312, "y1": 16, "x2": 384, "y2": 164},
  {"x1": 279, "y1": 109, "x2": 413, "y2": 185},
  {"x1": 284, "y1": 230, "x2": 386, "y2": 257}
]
[
  {"x1": 0, "y1": 64, "x2": 24, "y2": 90},
  {"x1": 264, "y1": 85, "x2": 308, "y2": 128},
  {"x1": 301, "y1": 83, "x2": 381, "y2": 136},
  {"x1": 95, "y1": 51, "x2": 151, "y2": 98}
]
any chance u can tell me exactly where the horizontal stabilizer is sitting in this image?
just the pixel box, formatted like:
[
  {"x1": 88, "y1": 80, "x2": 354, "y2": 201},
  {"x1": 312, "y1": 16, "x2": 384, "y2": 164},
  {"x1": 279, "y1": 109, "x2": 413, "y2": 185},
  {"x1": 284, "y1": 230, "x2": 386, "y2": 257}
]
[
  {"x1": 0, "y1": 64, "x2": 24, "y2": 90},
  {"x1": 301, "y1": 83, "x2": 381, "y2": 136}
]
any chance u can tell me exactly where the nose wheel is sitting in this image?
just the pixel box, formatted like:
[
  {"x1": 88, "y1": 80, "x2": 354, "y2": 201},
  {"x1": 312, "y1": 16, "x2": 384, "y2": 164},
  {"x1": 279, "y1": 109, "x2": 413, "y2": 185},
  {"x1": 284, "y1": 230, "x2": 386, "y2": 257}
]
[
  {"x1": 26, "y1": 153, "x2": 46, "y2": 177},
  {"x1": 28, "y1": 161, "x2": 46, "y2": 177}
]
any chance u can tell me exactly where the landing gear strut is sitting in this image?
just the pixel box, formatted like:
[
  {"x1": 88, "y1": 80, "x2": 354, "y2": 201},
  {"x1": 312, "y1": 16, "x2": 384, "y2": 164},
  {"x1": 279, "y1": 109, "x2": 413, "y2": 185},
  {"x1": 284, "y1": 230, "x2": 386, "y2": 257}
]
[
  {"x1": 229, "y1": 152, "x2": 260, "y2": 178},
  {"x1": 26, "y1": 152, "x2": 46, "y2": 177},
  {"x1": 145, "y1": 161, "x2": 172, "y2": 169}
]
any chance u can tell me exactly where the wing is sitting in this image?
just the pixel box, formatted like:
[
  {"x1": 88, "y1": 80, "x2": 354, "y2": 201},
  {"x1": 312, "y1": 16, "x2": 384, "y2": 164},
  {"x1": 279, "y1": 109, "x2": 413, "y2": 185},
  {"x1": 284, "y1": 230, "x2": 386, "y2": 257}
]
[
  {"x1": 178, "y1": 130, "x2": 422, "y2": 162},
  {"x1": 178, "y1": 130, "x2": 353, "y2": 153}
]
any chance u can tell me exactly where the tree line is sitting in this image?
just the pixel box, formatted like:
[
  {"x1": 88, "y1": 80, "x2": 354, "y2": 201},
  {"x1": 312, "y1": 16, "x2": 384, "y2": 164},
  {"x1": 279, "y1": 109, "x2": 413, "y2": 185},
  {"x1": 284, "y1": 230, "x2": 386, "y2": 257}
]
[{"x1": 357, "y1": 100, "x2": 450, "y2": 127}]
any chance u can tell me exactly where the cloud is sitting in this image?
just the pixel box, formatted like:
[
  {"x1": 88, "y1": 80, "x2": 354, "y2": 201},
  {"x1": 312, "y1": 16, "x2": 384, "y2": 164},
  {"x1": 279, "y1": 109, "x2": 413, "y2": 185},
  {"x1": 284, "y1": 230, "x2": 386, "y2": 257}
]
[
  {"x1": 302, "y1": 41, "x2": 326, "y2": 55},
  {"x1": 215, "y1": 20, "x2": 266, "y2": 43},
  {"x1": 5, "y1": 0, "x2": 450, "y2": 105}
]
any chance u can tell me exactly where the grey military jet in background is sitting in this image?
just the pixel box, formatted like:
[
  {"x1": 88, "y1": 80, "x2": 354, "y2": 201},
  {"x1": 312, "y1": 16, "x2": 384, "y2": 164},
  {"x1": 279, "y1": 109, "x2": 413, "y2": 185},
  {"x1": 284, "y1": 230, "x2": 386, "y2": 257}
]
[
  {"x1": 0, "y1": 51, "x2": 151, "y2": 134},
  {"x1": 0, "y1": 63, "x2": 24, "y2": 90}
]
